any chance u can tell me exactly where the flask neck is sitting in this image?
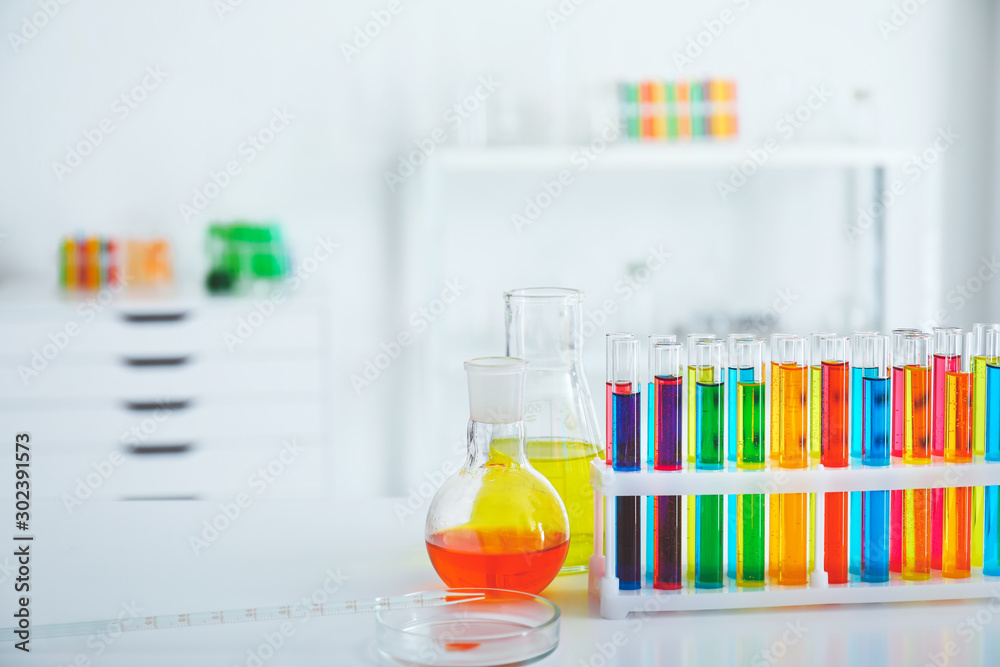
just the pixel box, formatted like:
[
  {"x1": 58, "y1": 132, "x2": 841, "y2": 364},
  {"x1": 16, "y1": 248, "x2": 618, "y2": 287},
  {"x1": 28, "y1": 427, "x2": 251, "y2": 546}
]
[{"x1": 466, "y1": 420, "x2": 528, "y2": 468}]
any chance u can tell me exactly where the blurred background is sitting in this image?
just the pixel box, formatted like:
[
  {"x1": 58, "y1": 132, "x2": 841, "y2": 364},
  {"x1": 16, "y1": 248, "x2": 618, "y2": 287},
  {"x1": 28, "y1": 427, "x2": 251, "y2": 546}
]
[{"x1": 0, "y1": 0, "x2": 997, "y2": 503}]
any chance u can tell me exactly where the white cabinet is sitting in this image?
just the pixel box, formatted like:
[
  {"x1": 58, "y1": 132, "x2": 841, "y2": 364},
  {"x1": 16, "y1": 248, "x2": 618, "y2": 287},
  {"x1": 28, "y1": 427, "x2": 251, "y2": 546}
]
[{"x1": 0, "y1": 286, "x2": 329, "y2": 501}]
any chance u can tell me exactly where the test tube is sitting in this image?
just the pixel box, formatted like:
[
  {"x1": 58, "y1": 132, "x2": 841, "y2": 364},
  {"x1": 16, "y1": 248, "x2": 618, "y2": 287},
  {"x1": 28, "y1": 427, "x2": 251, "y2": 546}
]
[
  {"x1": 890, "y1": 328, "x2": 922, "y2": 574},
  {"x1": 808, "y1": 332, "x2": 835, "y2": 574},
  {"x1": 608, "y1": 334, "x2": 641, "y2": 589},
  {"x1": 606, "y1": 333, "x2": 633, "y2": 465},
  {"x1": 821, "y1": 336, "x2": 850, "y2": 584},
  {"x1": 972, "y1": 323, "x2": 999, "y2": 569},
  {"x1": 646, "y1": 334, "x2": 677, "y2": 582},
  {"x1": 735, "y1": 339, "x2": 766, "y2": 587},
  {"x1": 861, "y1": 335, "x2": 891, "y2": 583},
  {"x1": 694, "y1": 339, "x2": 725, "y2": 589},
  {"x1": 726, "y1": 332, "x2": 753, "y2": 581},
  {"x1": 901, "y1": 333, "x2": 932, "y2": 581},
  {"x1": 984, "y1": 329, "x2": 1000, "y2": 577},
  {"x1": 686, "y1": 333, "x2": 715, "y2": 582},
  {"x1": 767, "y1": 332, "x2": 794, "y2": 579},
  {"x1": 651, "y1": 342, "x2": 683, "y2": 590},
  {"x1": 931, "y1": 326, "x2": 961, "y2": 570},
  {"x1": 849, "y1": 330, "x2": 877, "y2": 576},
  {"x1": 776, "y1": 337, "x2": 809, "y2": 586},
  {"x1": 943, "y1": 330, "x2": 973, "y2": 579},
  {"x1": 809, "y1": 333, "x2": 837, "y2": 460}
]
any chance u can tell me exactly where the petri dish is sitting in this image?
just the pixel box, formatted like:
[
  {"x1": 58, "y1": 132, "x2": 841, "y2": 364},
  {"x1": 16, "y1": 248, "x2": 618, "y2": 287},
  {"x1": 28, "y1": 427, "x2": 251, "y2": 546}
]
[{"x1": 375, "y1": 588, "x2": 560, "y2": 666}]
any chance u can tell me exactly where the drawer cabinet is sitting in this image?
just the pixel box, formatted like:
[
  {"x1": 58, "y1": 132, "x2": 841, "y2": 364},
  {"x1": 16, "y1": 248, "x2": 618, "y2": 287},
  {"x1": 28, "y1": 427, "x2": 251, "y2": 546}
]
[{"x1": 0, "y1": 288, "x2": 329, "y2": 501}]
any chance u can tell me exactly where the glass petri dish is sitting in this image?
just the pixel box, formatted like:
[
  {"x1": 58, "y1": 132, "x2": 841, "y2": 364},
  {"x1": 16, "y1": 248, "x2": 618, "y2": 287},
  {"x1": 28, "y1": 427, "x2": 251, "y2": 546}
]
[{"x1": 375, "y1": 588, "x2": 560, "y2": 667}]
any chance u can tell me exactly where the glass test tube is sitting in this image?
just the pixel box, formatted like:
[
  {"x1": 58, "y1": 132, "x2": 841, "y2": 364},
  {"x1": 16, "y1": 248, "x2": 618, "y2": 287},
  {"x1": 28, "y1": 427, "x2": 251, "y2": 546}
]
[
  {"x1": 776, "y1": 337, "x2": 809, "y2": 586},
  {"x1": 972, "y1": 324, "x2": 999, "y2": 569},
  {"x1": 943, "y1": 330, "x2": 973, "y2": 579},
  {"x1": 686, "y1": 333, "x2": 715, "y2": 582},
  {"x1": 931, "y1": 327, "x2": 961, "y2": 570},
  {"x1": 861, "y1": 335, "x2": 891, "y2": 583},
  {"x1": 726, "y1": 332, "x2": 753, "y2": 581},
  {"x1": 651, "y1": 342, "x2": 683, "y2": 590},
  {"x1": 736, "y1": 339, "x2": 766, "y2": 587},
  {"x1": 849, "y1": 331, "x2": 877, "y2": 576},
  {"x1": 890, "y1": 328, "x2": 922, "y2": 573},
  {"x1": 694, "y1": 340, "x2": 725, "y2": 589},
  {"x1": 608, "y1": 334, "x2": 641, "y2": 589},
  {"x1": 767, "y1": 333, "x2": 794, "y2": 579},
  {"x1": 821, "y1": 336, "x2": 850, "y2": 584},
  {"x1": 808, "y1": 333, "x2": 834, "y2": 573},
  {"x1": 810, "y1": 333, "x2": 836, "y2": 460},
  {"x1": 901, "y1": 333, "x2": 932, "y2": 581},
  {"x1": 606, "y1": 333, "x2": 633, "y2": 465},
  {"x1": 646, "y1": 334, "x2": 677, "y2": 582},
  {"x1": 985, "y1": 329, "x2": 1000, "y2": 577}
]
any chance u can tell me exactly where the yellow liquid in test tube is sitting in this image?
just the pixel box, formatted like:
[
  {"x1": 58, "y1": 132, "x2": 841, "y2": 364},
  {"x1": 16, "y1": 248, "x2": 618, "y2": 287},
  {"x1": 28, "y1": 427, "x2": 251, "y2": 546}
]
[{"x1": 686, "y1": 365, "x2": 713, "y2": 580}]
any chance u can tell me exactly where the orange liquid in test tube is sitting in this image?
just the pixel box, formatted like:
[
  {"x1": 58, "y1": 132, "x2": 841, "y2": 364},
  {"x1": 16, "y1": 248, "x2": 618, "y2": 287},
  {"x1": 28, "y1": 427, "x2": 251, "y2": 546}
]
[
  {"x1": 778, "y1": 362, "x2": 809, "y2": 585},
  {"x1": 943, "y1": 369, "x2": 973, "y2": 578}
]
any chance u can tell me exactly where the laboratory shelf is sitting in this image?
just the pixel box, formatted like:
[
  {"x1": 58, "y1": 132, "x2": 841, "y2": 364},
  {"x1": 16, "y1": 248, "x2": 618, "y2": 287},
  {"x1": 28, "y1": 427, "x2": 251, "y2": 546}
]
[
  {"x1": 432, "y1": 144, "x2": 910, "y2": 173},
  {"x1": 589, "y1": 459, "x2": 1000, "y2": 618}
]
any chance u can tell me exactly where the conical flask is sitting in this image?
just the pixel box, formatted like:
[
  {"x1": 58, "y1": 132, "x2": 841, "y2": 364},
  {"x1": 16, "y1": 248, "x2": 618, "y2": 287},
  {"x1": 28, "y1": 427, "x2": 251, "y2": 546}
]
[
  {"x1": 425, "y1": 357, "x2": 570, "y2": 595},
  {"x1": 504, "y1": 288, "x2": 602, "y2": 573}
]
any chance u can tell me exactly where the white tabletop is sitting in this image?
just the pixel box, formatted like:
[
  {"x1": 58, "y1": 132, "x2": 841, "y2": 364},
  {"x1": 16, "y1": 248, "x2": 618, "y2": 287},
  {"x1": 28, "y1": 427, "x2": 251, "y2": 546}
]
[{"x1": 4, "y1": 498, "x2": 999, "y2": 666}]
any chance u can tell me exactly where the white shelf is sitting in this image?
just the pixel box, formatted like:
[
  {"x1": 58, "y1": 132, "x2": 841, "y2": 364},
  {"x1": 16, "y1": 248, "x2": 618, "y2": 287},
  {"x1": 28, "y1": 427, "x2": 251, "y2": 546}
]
[
  {"x1": 590, "y1": 458, "x2": 1000, "y2": 496},
  {"x1": 432, "y1": 144, "x2": 909, "y2": 173}
]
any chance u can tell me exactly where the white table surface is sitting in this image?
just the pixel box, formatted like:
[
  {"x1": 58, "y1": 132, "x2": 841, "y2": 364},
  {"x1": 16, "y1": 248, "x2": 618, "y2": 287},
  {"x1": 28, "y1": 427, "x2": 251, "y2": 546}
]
[{"x1": 4, "y1": 498, "x2": 999, "y2": 666}]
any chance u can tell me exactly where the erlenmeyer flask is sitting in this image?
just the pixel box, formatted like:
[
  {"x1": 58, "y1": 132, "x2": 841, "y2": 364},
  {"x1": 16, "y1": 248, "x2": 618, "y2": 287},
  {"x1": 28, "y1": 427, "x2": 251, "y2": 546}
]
[
  {"x1": 425, "y1": 357, "x2": 570, "y2": 594},
  {"x1": 504, "y1": 288, "x2": 602, "y2": 573}
]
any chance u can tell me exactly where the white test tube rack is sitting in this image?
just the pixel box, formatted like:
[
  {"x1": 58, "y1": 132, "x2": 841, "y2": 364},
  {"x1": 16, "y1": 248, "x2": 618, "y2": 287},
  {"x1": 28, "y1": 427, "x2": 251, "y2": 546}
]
[{"x1": 588, "y1": 458, "x2": 1000, "y2": 619}]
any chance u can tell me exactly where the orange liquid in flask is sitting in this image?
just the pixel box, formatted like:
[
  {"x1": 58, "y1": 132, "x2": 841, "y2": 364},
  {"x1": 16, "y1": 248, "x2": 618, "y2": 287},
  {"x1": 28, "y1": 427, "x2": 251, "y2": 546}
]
[{"x1": 426, "y1": 528, "x2": 569, "y2": 595}]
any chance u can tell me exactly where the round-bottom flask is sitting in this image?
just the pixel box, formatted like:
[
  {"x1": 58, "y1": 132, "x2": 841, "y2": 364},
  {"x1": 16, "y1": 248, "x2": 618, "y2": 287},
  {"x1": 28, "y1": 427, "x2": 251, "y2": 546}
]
[{"x1": 425, "y1": 357, "x2": 570, "y2": 595}]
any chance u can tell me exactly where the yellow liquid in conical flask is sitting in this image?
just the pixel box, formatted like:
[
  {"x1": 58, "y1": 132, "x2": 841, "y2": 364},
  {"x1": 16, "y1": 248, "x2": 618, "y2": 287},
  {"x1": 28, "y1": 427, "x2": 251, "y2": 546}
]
[{"x1": 527, "y1": 438, "x2": 599, "y2": 573}]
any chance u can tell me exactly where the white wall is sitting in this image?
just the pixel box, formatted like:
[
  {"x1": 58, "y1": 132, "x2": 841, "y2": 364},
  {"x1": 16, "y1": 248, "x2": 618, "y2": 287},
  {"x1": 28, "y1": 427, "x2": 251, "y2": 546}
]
[{"x1": 0, "y1": 0, "x2": 996, "y2": 496}]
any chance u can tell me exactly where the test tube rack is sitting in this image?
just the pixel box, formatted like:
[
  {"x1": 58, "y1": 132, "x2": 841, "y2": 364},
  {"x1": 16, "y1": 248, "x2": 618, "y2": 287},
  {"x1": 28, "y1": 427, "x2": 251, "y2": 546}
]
[{"x1": 588, "y1": 458, "x2": 1000, "y2": 619}]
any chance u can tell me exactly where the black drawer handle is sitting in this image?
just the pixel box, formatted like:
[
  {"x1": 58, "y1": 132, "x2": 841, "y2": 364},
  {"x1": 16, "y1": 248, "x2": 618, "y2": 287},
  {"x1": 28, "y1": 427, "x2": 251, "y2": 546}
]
[
  {"x1": 126, "y1": 443, "x2": 193, "y2": 455},
  {"x1": 124, "y1": 399, "x2": 192, "y2": 412},
  {"x1": 121, "y1": 312, "x2": 188, "y2": 323},
  {"x1": 123, "y1": 356, "x2": 190, "y2": 368}
]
